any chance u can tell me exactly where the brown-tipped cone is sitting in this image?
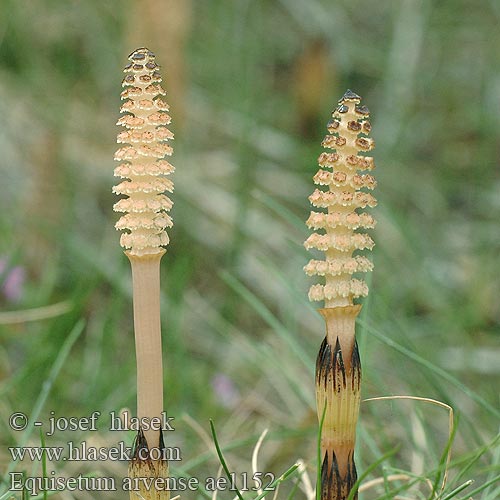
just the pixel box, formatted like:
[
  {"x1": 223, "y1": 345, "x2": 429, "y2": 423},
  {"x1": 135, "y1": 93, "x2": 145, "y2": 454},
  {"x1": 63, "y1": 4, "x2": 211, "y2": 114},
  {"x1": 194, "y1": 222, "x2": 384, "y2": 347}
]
[
  {"x1": 114, "y1": 47, "x2": 175, "y2": 257},
  {"x1": 304, "y1": 89, "x2": 376, "y2": 309}
]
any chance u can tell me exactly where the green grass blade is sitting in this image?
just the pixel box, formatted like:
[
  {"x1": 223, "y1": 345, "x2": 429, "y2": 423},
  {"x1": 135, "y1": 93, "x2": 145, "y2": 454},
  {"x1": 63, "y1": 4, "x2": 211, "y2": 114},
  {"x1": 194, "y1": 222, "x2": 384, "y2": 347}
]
[
  {"x1": 457, "y1": 475, "x2": 500, "y2": 500},
  {"x1": 360, "y1": 319, "x2": 500, "y2": 418},
  {"x1": 0, "y1": 320, "x2": 85, "y2": 494},
  {"x1": 39, "y1": 429, "x2": 47, "y2": 500},
  {"x1": 453, "y1": 432, "x2": 500, "y2": 486},
  {"x1": 441, "y1": 479, "x2": 474, "y2": 500},
  {"x1": 221, "y1": 271, "x2": 314, "y2": 374},
  {"x1": 316, "y1": 403, "x2": 326, "y2": 500},
  {"x1": 285, "y1": 472, "x2": 302, "y2": 500},
  {"x1": 346, "y1": 447, "x2": 400, "y2": 500},
  {"x1": 209, "y1": 418, "x2": 245, "y2": 500},
  {"x1": 251, "y1": 463, "x2": 300, "y2": 500},
  {"x1": 431, "y1": 412, "x2": 459, "y2": 496}
]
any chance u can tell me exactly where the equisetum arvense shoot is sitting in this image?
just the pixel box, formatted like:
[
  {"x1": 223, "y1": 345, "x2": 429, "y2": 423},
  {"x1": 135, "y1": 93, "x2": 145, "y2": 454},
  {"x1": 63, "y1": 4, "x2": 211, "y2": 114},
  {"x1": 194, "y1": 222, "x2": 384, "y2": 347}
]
[
  {"x1": 113, "y1": 47, "x2": 174, "y2": 500},
  {"x1": 304, "y1": 90, "x2": 376, "y2": 500}
]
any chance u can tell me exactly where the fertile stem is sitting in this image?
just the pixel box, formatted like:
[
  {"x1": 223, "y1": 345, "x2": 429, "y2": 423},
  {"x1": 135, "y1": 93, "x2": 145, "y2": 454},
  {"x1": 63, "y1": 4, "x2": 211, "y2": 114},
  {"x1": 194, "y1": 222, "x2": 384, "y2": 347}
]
[
  {"x1": 128, "y1": 251, "x2": 165, "y2": 449},
  {"x1": 316, "y1": 306, "x2": 361, "y2": 500},
  {"x1": 113, "y1": 47, "x2": 173, "y2": 500},
  {"x1": 305, "y1": 90, "x2": 376, "y2": 500}
]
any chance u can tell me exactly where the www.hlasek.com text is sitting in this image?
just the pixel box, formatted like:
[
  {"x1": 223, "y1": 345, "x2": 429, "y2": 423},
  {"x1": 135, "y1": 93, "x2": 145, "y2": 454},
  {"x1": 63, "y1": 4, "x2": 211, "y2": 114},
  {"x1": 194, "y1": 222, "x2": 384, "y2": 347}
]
[{"x1": 9, "y1": 441, "x2": 181, "y2": 462}]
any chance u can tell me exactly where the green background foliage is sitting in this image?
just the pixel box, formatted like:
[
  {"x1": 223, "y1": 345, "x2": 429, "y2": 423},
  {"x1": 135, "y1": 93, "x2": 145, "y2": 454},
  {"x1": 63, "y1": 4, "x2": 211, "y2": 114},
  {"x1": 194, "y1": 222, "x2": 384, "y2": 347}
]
[{"x1": 0, "y1": 1, "x2": 498, "y2": 498}]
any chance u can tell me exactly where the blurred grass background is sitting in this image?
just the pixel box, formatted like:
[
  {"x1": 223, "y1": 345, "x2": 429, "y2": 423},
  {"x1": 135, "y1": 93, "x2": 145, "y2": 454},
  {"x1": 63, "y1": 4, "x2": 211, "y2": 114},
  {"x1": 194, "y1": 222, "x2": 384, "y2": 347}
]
[{"x1": 0, "y1": 0, "x2": 499, "y2": 498}]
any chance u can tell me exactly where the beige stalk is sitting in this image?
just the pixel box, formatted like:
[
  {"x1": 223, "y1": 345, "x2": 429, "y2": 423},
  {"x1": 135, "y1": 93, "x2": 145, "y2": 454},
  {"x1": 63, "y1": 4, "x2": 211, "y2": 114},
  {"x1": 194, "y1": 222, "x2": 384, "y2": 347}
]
[
  {"x1": 113, "y1": 47, "x2": 174, "y2": 500},
  {"x1": 304, "y1": 90, "x2": 376, "y2": 500}
]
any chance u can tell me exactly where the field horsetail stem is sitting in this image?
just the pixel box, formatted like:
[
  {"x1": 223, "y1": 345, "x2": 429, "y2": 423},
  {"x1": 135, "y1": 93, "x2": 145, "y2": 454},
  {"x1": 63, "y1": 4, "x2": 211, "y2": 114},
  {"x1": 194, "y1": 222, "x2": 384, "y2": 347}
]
[
  {"x1": 113, "y1": 47, "x2": 174, "y2": 500},
  {"x1": 304, "y1": 90, "x2": 376, "y2": 500}
]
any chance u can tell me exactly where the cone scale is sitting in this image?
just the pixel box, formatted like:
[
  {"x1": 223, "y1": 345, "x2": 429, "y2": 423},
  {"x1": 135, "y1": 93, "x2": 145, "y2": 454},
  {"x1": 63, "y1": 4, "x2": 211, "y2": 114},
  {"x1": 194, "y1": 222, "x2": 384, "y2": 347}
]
[{"x1": 305, "y1": 90, "x2": 376, "y2": 500}]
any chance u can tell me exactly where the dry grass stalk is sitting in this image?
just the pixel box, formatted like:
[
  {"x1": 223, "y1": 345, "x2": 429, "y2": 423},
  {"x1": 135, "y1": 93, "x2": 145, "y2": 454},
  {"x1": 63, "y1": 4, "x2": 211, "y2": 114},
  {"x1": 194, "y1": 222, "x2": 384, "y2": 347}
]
[
  {"x1": 363, "y1": 395, "x2": 455, "y2": 497},
  {"x1": 113, "y1": 47, "x2": 174, "y2": 500},
  {"x1": 305, "y1": 90, "x2": 376, "y2": 500}
]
